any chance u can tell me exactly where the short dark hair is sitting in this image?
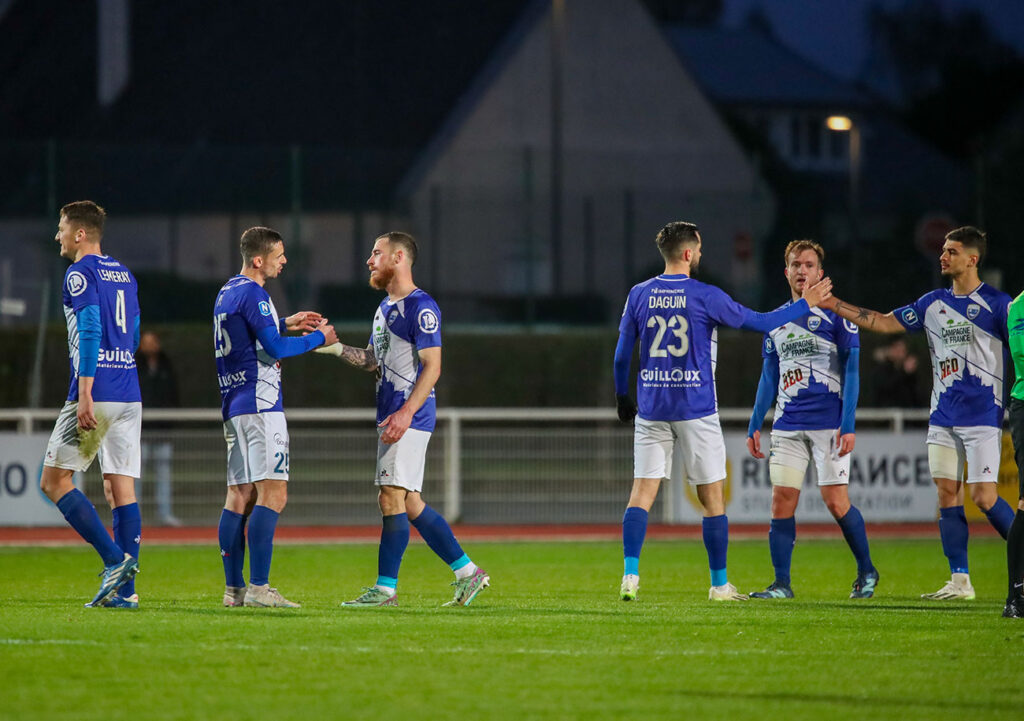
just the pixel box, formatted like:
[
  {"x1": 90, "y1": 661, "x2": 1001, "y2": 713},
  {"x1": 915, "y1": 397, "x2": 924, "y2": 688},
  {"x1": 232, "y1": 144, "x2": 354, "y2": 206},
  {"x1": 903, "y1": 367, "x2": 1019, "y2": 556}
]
[
  {"x1": 240, "y1": 226, "x2": 283, "y2": 266},
  {"x1": 945, "y1": 226, "x2": 986, "y2": 265},
  {"x1": 377, "y1": 231, "x2": 418, "y2": 267},
  {"x1": 654, "y1": 221, "x2": 700, "y2": 262},
  {"x1": 60, "y1": 200, "x2": 106, "y2": 235},
  {"x1": 784, "y1": 239, "x2": 825, "y2": 266}
]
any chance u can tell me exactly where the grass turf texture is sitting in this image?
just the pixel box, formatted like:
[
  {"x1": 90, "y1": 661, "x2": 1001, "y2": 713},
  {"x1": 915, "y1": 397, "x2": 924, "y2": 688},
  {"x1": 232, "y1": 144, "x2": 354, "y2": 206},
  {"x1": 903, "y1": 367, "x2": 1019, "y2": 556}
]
[{"x1": 2, "y1": 539, "x2": 1021, "y2": 721}]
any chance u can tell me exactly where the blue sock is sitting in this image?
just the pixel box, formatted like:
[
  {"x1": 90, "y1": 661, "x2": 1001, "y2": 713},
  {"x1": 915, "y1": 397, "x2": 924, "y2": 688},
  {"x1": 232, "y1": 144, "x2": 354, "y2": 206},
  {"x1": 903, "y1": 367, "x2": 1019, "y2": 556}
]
[
  {"x1": 247, "y1": 505, "x2": 279, "y2": 587},
  {"x1": 837, "y1": 505, "x2": 874, "y2": 574},
  {"x1": 410, "y1": 505, "x2": 465, "y2": 566},
  {"x1": 56, "y1": 489, "x2": 122, "y2": 566},
  {"x1": 703, "y1": 514, "x2": 729, "y2": 587},
  {"x1": 622, "y1": 507, "x2": 648, "y2": 576},
  {"x1": 377, "y1": 513, "x2": 410, "y2": 588},
  {"x1": 112, "y1": 503, "x2": 141, "y2": 597},
  {"x1": 768, "y1": 516, "x2": 795, "y2": 587},
  {"x1": 218, "y1": 509, "x2": 246, "y2": 588},
  {"x1": 983, "y1": 497, "x2": 1014, "y2": 539},
  {"x1": 939, "y1": 505, "x2": 969, "y2": 574}
]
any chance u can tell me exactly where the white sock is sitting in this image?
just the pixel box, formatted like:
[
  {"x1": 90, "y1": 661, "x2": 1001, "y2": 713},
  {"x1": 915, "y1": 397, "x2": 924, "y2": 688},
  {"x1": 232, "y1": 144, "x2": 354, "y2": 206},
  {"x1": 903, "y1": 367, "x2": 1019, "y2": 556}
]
[
  {"x1": 374, "y1": 584, "x2": 397, "y2": 596},
  {"x1": 454, "y1": 562, "x2": 478, "y2": 580}
]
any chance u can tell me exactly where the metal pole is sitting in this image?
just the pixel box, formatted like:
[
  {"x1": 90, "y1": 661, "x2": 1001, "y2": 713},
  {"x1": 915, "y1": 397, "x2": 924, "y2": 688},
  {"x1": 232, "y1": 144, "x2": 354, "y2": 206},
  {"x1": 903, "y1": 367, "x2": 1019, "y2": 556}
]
[
  {"x1": 549, "y1": 0, "x2": 565, "y2": 296},
  {"x1": 444, "y1": 411, "x2": 462, "y2": 521}
]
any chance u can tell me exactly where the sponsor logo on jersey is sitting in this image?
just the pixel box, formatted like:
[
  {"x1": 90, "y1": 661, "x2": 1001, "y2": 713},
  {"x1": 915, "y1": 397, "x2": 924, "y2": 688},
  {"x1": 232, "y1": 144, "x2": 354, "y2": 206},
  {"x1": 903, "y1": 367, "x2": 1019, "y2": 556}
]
[
  {"x1": 66, "y1": 271, "x2": 88, "y2": 296},
  {"x1": 418, "y1": 308, "x2": 439, "y2": 334},
  {"x1": 901, "y1": 308, "x2": 918, "y2": 325},
  {"x1": 843, "y1": 319, "x2": 859, "y2": 334},
  {"x1": 764, "y1": 338, "x2": 775, "y2": 353},
  {"x1": 218, "y1": 370, "x2": 248, "y2": 388},
  {"x1": 807, "y1": 316, "x2": 821, "y2": 331},
  {"x1": 97, "y1": 348, "x2": 137, "y2": 366},
  {"x1": 258, "y1": 301, "x2": 272, "y2": 316},
  {"x1": 940, "y1": 320, "x2": 972, "y2": 346},
  {"x1": 648, "y1": 294, "x2": 686, "y2": 309},
  {"x1": 966, "y1": 303, "x2": 981, "y2": 320},
  {"x1": 640, "y1": 368, "x2": 701, "y2": 382},
  {"x1": 779, "y1": 334, "x2": 817, "y2": 358}
]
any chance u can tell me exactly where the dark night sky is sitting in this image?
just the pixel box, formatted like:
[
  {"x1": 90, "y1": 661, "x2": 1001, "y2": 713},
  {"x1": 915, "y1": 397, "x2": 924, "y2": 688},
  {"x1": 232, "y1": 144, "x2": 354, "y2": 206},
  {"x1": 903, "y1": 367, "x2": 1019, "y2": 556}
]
[{"x1": 721, "y1": 0, "x2": 1024, "y2": 80}]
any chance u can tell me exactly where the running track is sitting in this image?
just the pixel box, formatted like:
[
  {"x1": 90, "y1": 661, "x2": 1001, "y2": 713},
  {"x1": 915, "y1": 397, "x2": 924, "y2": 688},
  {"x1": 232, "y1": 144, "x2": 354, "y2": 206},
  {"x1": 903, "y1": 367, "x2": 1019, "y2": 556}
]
[{"x1": 0, "y1": 522, "x2": 1003, "y2": 547}]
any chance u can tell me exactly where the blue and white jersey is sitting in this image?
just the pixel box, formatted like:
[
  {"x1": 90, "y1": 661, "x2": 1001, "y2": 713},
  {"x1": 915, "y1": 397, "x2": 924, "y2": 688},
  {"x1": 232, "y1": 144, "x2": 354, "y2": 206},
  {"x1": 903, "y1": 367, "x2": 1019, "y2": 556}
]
[
  {"x1": 620, "y1": 274, "x2": 754, "y2": 421},
  {"x1": 894, "y1": 283, "x2": 1011, "y2": 428},
  {"x1": 764, "y1": 304, "x2": 859, "y2": 430},
  {"x1": 62, "y1": 254, "x2": 141, "y2": 403},
  {"x1": 214, "y1": 276, "x2": 282, "y2": 421},
  {"x1": 370, "y1": 289, "x2": 442, "y2": 432}
]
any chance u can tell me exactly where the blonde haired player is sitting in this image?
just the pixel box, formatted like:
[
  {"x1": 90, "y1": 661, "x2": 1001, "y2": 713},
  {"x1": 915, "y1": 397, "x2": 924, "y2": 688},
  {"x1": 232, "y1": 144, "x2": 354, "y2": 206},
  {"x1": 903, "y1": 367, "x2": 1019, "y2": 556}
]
[{"x1": 746, "y1": 240, "x2": 878, "y2": 599}]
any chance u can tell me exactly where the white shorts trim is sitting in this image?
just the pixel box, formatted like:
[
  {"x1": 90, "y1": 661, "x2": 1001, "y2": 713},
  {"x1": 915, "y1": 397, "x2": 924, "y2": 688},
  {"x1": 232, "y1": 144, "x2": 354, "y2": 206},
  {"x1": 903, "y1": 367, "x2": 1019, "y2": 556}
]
[
  {"x1": 926, "y1": 425, "x2": 1001, "y2": 484},
  {"x1": 224, "y1": 412, "x2": 289, "y2": 486},
  {"x1": 633, "y1": 415, "x2": 726, "y2": 485},
  {"x1": 376, "y1": 428, "x2": 431, "y2": 492},
  {"x1": 44, "y1": 401, "x2": 141, "y2": 477},
  {"x1": 768, "y1": 428, "x2": 850, "y2": 488}
]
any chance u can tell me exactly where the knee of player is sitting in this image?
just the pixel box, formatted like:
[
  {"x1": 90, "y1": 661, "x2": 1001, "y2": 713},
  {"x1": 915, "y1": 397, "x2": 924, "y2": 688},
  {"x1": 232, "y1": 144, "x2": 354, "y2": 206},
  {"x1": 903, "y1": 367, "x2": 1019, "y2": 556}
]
[{"x1": 967, "y1": 482, "x2": 997, "y2": 511}]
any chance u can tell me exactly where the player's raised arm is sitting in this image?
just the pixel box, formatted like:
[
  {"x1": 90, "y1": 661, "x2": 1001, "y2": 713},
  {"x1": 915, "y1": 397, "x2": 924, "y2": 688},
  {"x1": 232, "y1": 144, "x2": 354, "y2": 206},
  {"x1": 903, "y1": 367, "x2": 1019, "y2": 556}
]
[{"x1": 823, "y1": 296, "x2": 905, "y2": 334}]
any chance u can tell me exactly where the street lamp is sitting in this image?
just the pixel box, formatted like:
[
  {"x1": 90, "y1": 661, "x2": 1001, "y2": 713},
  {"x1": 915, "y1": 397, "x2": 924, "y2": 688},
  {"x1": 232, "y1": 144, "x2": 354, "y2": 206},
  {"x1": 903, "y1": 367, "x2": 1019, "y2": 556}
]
[{"x1": 825, "y1": 115, "x2": 861, "y2": 228}]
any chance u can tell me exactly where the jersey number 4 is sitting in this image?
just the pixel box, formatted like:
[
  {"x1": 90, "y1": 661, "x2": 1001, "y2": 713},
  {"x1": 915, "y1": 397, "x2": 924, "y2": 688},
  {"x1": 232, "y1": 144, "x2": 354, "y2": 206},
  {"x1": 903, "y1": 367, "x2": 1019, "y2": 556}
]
[
  {"x1": 214, "y1": 313, "x2": 233, "y2": 358},
  {"x1": 647, "y1": 314, "x2": 689, "y2": 357},
  {"x1": 114, "y1": 290, "x2": 128, "y2": 334}
]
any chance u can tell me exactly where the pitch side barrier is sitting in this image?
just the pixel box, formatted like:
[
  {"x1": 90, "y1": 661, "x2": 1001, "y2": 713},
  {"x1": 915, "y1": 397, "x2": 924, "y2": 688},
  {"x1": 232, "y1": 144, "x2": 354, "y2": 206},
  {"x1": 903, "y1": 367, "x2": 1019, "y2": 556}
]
[{"x1": 1, "y1": 407, "x2": 1014, "y2": 527}]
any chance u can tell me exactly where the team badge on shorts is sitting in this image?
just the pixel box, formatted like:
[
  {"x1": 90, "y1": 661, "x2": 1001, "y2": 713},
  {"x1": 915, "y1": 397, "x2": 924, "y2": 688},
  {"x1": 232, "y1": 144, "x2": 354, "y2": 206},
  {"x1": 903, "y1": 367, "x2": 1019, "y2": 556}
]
[
  {"x1": 807, "y1": 316, "x2": 821, "y2": 331},
  {"x1": 966, "y1": 304, "x2": 980, "y2": 320}
]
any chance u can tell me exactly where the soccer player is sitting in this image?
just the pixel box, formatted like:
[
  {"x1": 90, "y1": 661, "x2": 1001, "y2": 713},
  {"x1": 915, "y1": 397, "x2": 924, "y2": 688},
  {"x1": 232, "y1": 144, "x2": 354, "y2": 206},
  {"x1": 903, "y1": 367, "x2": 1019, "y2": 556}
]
[
  {"x1": 1004, "y1": 289, "x2": 1024, "y2": 618},
  {"x1": 214, "y1": 226, "x2": 337, "y2": 608},
  {"x1": 821, "y1": 226, "x2": 1014, "y2": 600},
  {"x1": 615, "y1": 221, "x2": 832, "y2": 602},
  {"x1": 318, "y1": 231, "x2": 489, "y2": 607},
  {"x1": 745, "y1": 240, "x2": 878, "y2": 600},
  {"x1": 39, "y1": 200, "x2": 142, "y2": 608}
]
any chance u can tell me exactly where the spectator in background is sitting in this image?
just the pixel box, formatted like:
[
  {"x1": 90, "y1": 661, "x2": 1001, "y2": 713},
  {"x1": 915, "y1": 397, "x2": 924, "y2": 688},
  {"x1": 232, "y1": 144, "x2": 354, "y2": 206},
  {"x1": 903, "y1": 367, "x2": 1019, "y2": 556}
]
[
  {"x1": 872, "y1": 337, "x2": 924, "y2": 407},
  {"x1": 135, "y1": 330, "x2": 182, "y2": 526}
]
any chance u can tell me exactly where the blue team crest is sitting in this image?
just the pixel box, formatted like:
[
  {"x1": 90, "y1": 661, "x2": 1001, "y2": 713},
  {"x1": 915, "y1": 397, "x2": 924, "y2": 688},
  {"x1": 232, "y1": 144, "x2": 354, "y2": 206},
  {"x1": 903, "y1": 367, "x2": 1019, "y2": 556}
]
[
  {"x1": 387, "y1": 308, "x2": 399, "y2": 325},
  {"x1": 66, "y1": 271, "x2": 88, "y2": 296},
  {"x1": 258, "y1": 301, "x2": 272, "y2": 316},
  {"x1": 418, "y1": 308, "x2": 439, "y2": 334},
  {"x1": 966, "y1": 303, "x2": 981, "y2": 320},
  {"x1": 901, "y1": 308, "x2": 918, "y2": 325},
  {"x1": 807, "y1": 316, "x2": 821, "y2": 332}
]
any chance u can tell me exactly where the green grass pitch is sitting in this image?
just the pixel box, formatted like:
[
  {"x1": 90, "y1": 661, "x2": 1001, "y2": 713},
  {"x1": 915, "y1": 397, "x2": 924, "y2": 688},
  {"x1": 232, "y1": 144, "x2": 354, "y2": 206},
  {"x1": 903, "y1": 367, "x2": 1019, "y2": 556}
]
[{"x1": 2, "y1": 538, "x2": 1022, "y2": 721}]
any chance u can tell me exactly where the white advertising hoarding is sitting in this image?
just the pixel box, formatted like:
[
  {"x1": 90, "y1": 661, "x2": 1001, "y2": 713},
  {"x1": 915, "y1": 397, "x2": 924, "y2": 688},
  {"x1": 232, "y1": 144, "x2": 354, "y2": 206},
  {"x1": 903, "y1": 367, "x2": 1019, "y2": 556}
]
[{"x1": 0, "y1": 433, "x2": 82, "y2": 526}]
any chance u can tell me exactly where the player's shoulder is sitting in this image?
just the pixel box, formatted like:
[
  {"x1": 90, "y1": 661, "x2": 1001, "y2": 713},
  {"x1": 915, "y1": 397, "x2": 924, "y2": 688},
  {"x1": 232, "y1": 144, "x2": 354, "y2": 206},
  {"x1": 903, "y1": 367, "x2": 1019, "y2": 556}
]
[
  {"x1": 974, "y1": 283, "x2": 1012, "y2": 308},
  {"x1": 406, "y1": 288, "x2": 439, "y2": 311},
  {"x1": 406, "y1": 289, "x2": 441, "y2": 333}
]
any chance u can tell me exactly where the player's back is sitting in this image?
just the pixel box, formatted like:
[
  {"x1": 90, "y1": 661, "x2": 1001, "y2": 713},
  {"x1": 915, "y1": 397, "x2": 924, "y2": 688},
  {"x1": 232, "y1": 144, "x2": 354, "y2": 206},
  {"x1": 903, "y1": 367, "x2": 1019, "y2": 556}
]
[
  {"x1": 899, "y1": 283, "x2": 1011, "y2": 427},
  {"x1": 213, "y1": 275, "x2": 282, "y2": 420},
  {"x1": 621, "y1": 274, "x2": 732, "y2": 421},
  {"x1": 62, "y1": 254, "x2": 140, "y2": 403}
]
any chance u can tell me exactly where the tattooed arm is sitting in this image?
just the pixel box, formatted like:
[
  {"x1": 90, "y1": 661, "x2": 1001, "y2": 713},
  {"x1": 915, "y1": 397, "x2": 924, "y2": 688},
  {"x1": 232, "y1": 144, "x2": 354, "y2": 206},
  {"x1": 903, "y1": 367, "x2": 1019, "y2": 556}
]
[
  {"x1": 314, "y1": 342, "x2": 379, "y2": 371},
  {"x1": 825, "y1": 296, "x2": 906, "y2": 334}
]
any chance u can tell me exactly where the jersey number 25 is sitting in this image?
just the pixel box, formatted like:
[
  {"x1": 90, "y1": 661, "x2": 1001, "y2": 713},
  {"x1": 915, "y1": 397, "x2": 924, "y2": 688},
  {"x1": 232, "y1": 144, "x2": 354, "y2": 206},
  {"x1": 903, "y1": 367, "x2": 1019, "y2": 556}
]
[
  {"x1": 647, "y1": 314, "x2": 689, "y2": 357},
  {"x1": 214, "y1": 313, "x2": 233, "y2": 358}
]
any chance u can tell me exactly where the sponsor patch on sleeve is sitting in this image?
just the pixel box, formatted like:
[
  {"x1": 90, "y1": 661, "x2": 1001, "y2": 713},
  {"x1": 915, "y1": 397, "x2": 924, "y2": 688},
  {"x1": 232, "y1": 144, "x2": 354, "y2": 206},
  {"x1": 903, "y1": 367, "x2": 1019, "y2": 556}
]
[
  {"x1": 258, "y1": 300, "x2": 272, "y2": 316},
  {"x1": 66, "y1": 270, "x2": 88, "y2": 296},
  {"x1": 417, "y1": 308, "x2": 439, "y2": 334}
]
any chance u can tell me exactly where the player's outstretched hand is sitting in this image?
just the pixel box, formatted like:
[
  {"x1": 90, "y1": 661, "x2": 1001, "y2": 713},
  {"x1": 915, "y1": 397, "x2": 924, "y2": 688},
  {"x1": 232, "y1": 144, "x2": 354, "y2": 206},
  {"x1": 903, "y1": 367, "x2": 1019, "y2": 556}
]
[
  {"x1": 746, "y1": 430, "x2": 764, "y2": 459},
  {"x1": 615, "y1": 394, "x2": 637, "y2": 423},
  {"x1": 286, "y1": 311, "x2": 324, "y2": 332},
  {"x1": 319, "y1": 322, "x2": 339, "y2": 346},
  {"x1": 802, "y1": 277, "x2": 832, "y2": 308},
  {"x1": 837, "y1": 431, "x2": 856, "y2": 457}
]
